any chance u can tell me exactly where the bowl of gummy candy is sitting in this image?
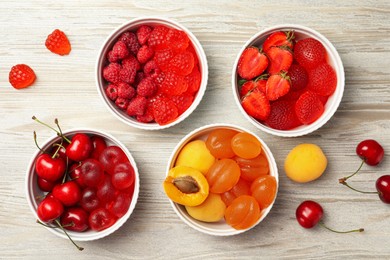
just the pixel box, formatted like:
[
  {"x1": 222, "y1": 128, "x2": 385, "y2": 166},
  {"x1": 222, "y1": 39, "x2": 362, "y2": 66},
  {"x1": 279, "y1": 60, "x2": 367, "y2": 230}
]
[
  {"x1": 162, "y1": 123, "x2": 278, "y2": 236},
  {"x1": 26, "y1": 118, "x2": 139, "y2": 247},
  {"x1": 96, "y1": 17, "x2": 208, "y2": 130},
  {"x1": 232, "y1": 24, "x2": 345, "y2": 137}
]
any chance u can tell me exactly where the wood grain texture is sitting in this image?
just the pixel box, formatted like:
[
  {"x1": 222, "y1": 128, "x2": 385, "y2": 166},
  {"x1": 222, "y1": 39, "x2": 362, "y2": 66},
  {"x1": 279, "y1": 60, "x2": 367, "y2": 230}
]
[{"x1": 0, "y1": 0, "x2": 389, "y2": 259}]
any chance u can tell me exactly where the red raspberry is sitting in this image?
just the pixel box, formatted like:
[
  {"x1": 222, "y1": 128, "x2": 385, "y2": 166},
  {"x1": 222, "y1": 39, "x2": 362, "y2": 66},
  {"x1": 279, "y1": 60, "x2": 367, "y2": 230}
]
[
  {"x1": 184, "y1": 66, "x2": 201, "y2": 95},
  {"x1": 152, "y1": 97, "x2": 179, "y2": 125},
  {"x1": 148, "y1": 26, "x2": 169, "y2": 50},
  {"x1": 134, "y1": 72, "x2": 145, "y2": 85},
  {"x1": 9, "y1": 64, "x2": 36, "y2": 89},
  {"x1": 137, "y1": 45, "x2": 154, "y2": 64},
  {"x1": 168, "y1": 51, "x2": 195, "y2": 76},
  {"x1": 307, "y1": 63, "x2": 337, "y2": 96},
  {"x1": 137, "y1": 77, "x2": 157, "y2": 97},
  {"x1": 166, "y1": 28, "x2": 189, "y2": 52},
  {"x1": 103, "y1": 63, "x2": 121, "y2": 84},
  {"x1": 288, "y1": 64, "x2": 308, "y2": 91},
  {"x1": 122, "y1": 55, "x2": 141, "y2": 71},
  {"x1": 136, "y1": 103, "x2": 154, "y2": 123},
  {"x1": 143, "y1": 60, "x2": 161, "y2": 79},
  {"x1": 108, "y1": 41, "x2": 129, "y2": 62},
  {"x1": 159, "y1": 72, "x2": 187, "y2": 96},
  {"x1": 115, "y1": 97, "x2": 130, "y2": 110},
  {"x1": 265, "y1": 100, "x2": 302, "y2": 130},
  {"x1": 169, "y1": 94, "x2": 194, "y2": 115},
  {"x1": 295, "y1": 91, "x2": 325, "y2": 124},
  {"x1": 105, "y1": 84, "x2": 118, "y2": 101},
  {"x1": 136, "y1": 25, "x2": 152, "y2": 45},
  {"x1": 154, "y1": 48, "x2": 174, "y2": 71},
  {"x1": 118, "y1": 31, "x2": 140, "y2": 55},
  {"x1": 119, "y1": 65, "x2": 137, "y2": 84},
  {"x1": 117, "y1": 82, "x2": 136, "y2": 99},
  {"x1": 126, "y1": 96, "x2": 148, "y2": 116}
]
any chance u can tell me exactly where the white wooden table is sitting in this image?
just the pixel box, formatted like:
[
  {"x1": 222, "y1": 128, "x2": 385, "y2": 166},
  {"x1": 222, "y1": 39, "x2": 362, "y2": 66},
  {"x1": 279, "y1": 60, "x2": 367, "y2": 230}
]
[{"x1": 1, "y1": 1, "x2": 389, "y2": 259}]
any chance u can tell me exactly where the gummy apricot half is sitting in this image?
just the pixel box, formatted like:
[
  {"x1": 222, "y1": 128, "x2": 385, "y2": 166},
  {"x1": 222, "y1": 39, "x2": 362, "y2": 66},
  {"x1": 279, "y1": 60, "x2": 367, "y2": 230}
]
[{"x1": 163, "y1": 166, "x2": 209, "y2": 207}]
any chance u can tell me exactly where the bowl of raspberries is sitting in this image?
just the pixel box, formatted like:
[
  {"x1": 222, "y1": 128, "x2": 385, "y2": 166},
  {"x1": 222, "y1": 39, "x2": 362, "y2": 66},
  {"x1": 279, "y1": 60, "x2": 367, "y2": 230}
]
[
  {"x1": 96, "y1": 17, "x2": 208, "y2": 130},
  {"x1": 232, "y1": 24, "x2": 345, "y2": 137}
]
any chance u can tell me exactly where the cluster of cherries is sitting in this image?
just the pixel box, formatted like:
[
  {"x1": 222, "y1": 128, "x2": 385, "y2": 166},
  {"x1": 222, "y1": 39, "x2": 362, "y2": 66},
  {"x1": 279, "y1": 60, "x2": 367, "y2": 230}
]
[
  {"x1": 296, "y1": 139, "x2": 386, "y2": 233},
  {"x1": 33, "y1": 117, "x2": 135, "y2": 250}
]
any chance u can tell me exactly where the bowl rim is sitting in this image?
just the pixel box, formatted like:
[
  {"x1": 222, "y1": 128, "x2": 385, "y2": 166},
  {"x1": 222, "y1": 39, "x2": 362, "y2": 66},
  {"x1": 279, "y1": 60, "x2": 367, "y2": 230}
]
[
  {"x1": 25, "y1": 128, "x2": 140, "y2": 241},
  {"x1": 95, "y1": 16, "x2": 209, "y2": 130},
  {"x1": 165, "y1": 123, "x2": 279, "y2": 236},
  {"x1": 231, "y1": 23, "x2": 345, "y2": 137}
]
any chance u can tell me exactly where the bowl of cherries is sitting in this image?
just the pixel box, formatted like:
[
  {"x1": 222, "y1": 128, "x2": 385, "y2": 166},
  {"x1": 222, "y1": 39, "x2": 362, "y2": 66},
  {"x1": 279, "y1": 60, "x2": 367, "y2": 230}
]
[{"x1": 25, "y1": 117, "x2": 139, "y2": 250}]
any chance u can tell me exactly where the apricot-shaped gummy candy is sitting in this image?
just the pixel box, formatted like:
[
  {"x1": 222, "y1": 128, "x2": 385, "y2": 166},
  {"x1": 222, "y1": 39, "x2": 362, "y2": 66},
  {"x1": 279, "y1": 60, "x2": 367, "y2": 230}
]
[
  {"x1": 185, "y1": 193, "x2": 226, "y2": 222},
  {"x1": 231, "y1": 132, "x2": 262, "y2": 159},
  {"x1": 206, "y1": 129, "x2": 239, "y2": 159},
  {"x1": 235, "y1": 153, "x2": 269, "y2": 182},
  {"x1": 163, "y1": 166, "x2": 209, "y2": 206},
  {"x1": 206, "y1": 159, "x2": 240, "y2": 194},
  {"x1": 175, "y1": 140, "x2": 215, "y2": 174},
  {"x1": 250, "y1": 175, "x2": 277, "y2": 209},
  {"x1": 225, "y1": 195, "x2": 261, "y2": 230},
  {"x1": 221, "y1": 178, "x2": 251, "y2": 207}
]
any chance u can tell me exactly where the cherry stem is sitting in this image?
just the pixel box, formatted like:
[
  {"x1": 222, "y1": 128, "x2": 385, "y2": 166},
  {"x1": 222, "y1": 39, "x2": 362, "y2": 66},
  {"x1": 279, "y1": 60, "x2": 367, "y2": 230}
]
[
  {"x1": 51, "y1": 139, "x2": 63, "y2": 160},
  {"x1": 54, "y1": 219, "x2": 84, "y2": 251},
  {"x1": 339, "y1": 160, "x2": 365, "y2": 183},
  {"x1": 33, "y1": 131, "x2": 44, "y2": 153},
  {"x1": 340, "y1": 181, "x2": 378, "y2": 194},
  {"x1": 319, "y1": 221, "x2": 364, "y2": 234},
  {"x1": 32, "y1": 116, "x2": 71, "y2": 144},
  {"x1": 54, "y1": 118, "x2": 71, "y2": 143},
  {"x1": 36, "y1": 219, "x2": 74, "y2": 229}
]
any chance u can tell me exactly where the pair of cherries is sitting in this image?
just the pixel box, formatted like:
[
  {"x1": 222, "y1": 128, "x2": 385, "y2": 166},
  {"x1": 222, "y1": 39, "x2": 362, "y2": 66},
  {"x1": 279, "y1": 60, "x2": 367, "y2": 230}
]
[{"x1": 296, "y1": 139, "x2": 386, "y2": 233}]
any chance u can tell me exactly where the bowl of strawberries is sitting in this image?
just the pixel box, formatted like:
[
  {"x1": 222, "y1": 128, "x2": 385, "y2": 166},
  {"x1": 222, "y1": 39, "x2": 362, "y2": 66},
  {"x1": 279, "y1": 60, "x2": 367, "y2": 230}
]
[
  {"x1": 96, "y1": 17, "x2": 208, "y2": 130},
  {"x1": 232, "y1": 24, "x2": 345, "y2": 137}
]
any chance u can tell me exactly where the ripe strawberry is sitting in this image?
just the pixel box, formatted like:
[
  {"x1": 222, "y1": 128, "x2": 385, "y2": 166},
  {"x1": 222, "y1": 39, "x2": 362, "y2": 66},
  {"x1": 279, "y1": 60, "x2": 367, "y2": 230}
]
[
  {"x1": 103, "y1": 63, "x2": 121, "y2": 84},
  {"x1": 294, "y1": 38, "x2": 326, "y2": 69},
  {"x1": 115, "y1": 97, "x2": 130, "y2": 110},
  {"x1": 45, "y1": 29, "x2": 71, "y2": 55},
  {"x1": 118, "y1": 31, "x2": 140, "y2": 55},
  {"x1": 307, "y1": 63, "x2": 337, "y2": 96},
  {"x1": 152, "y1": 97, "x2": 179, "y2": 125},
  {"x1": 126, "y1": 96, "x2": 148, "y2": 116},
  {"x1": 119, "y1": 64, "x2": 137, "y2": 84},
  {"x1": 237, "y1": 47, "x2": 268, "y2": 80},
  {"x1": 159, "y1": 72, "x2": 187, "y2": 96},
  {"x1": 105, "y1": 84, "x2": 118, "y2": 101},
  {"x1": 137, "y1": 77, "x2": 157, "y2": 97},
  {"x1": 279, "y1": 87, "x2": 306, "y2": 102},
  {"x1": 263, "y1": 31, "x2": 295, "y2": 52},
  {"x1": 143, "y1": 60, "x2": 161, "y2": 79},
  {"x1": 136, "y1": 25, "x2": 152, "y2": 45},
  {"x1": 241, "y1": 91, "x2": 270, "y2": 121},
  {"x1": 168, "y1": 51, "x2": 194, "y2": 76},
  {"x1": 9, "y1": 64, "x2": 36, "y2": 89},
  {"x1": 122, "y1": 55, "x2": 141, "y2": 71},
  {"x1": 266, "y1": 72, "x2": 291, "y2": 101},
  {"x1": 295, "y1": 91, "x2": 324, "y2": 124},
  {"x1": 136, "y1": 102, "x2": 154, "y2": 123},
  {"x1": 265, "y1": 100, "x2": 302, "y2": 130},
  {"x1": 108, "y1": 41, "x2": 129, "y2": 62},
  {"x1": 165, "y1": 28, "x2": 189, "y2": 52},
  {"x1": 239, "y1": 75, "x2": 268, "y2": 97},
  {"x1": 169, "y1": 94, "x2": 194, "y2": 115},
  {"x1": 148, "y1": 26, "x2": 169, "y2": 50},
  {"x1": 265, "y1": 46, "x2": 293, "y2": 74},
  {"x1": 137, "y1": 45, "x2": 154, "y2": 64},
  {"x1": 154, "y1": 48, "x2": 175, "y2": 71},
  {"x1": 184, "y1": 66, "x2": 201, "y2": 95},
  {"x1": 288, "y1": 64, "x2": 308, "y2": 91},
  {"x1": 117, "y1": 82, "x2": 136, "y2": 99}
]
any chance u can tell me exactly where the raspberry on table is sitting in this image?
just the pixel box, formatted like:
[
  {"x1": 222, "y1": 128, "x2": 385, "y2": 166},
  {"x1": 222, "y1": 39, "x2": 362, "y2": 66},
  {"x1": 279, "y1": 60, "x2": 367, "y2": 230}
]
[{"x1": 45, "y1": 29, "x2": 71, "y2": 56}]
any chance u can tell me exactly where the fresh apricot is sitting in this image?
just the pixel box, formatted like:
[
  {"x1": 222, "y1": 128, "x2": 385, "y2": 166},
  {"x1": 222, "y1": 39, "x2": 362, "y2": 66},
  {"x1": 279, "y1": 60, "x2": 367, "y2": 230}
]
[
  {"x1": 175, "y1": 140, "x2": 215, "y2": 174},
  {"x1": 163, "y1": 166, "x2": 209, "y2": 206},
  {"x1": 185, "y1": 193, "x2": 226, "y2": 222}
]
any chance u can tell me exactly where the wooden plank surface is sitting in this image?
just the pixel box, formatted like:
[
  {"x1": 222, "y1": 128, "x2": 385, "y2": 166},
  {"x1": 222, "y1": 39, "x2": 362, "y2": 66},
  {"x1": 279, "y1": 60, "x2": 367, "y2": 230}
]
[{"x1": 0, "y1": 0, "x2": 389, "y2": 259}]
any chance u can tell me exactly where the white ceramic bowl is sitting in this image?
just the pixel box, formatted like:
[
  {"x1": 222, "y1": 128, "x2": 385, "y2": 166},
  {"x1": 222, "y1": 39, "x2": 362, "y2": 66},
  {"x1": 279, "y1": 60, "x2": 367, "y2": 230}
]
[
  {"x1": 96, "y1": 17, "x2": 208, "y2": 130},
  {"x1": 232, "y1": 24, "x2": 345, "y2": 137},
  {"x1": 25, "y1": 128, "x2": 140, "y2": 241},
  {"x1": 166, "y1": 123, "x2": 278, "y2": 236}
]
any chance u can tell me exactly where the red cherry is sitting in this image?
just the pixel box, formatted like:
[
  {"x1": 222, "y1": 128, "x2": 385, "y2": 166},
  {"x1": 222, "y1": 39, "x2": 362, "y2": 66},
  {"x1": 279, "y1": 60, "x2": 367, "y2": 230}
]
[
  {"x1": 69, "y1": 163, "x2": 86, "y2": 188},
  {"x1": 37, "y1": 196, "x2": 64, "y2": 222},
  {"x1": 35, "y1": 154, "x2": 66, "y2": 182},
  {"x1": 376, "y1": 175, "x2": 390, "y2": 204},
  {"x1": 90, "y1": 136, "x2": 107, "y2": 160},
  {"x1": 89, "y1": 208, "x2": 117, "y2": 231},
  {"x1": 80, "y1": 187, "x2": 101, "y2": 212},
  {"x1": 112, "y1": 162, "x2": 135, "y2": 190},
  {"x1": 37, "y1": 177, "x2": 59, "y2": 192},
  {"x1": 99, "y1": 146, "x2": 129, "y2": 175},
  {"x1": 52, "y1": 181, "x2": 82, "y2": 207},
  {"x1": 66, "y1": 133, "x2": 93, "y2": 161},
  {"x1": 296, "y1": 200, "x2": 323, "y2": 229},
  {"x1": 60, "y1": 207, "x2": 89, "y2": 232},
  {"x1": 50, "y1": 142, "x2": 70, "y2": 162},
  {"x1": 356, "y1": 139, "x2": 384, "y2": 166},
  {"x1": 80, "y1": 158, "x2": 105, "y2": 187}
]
